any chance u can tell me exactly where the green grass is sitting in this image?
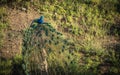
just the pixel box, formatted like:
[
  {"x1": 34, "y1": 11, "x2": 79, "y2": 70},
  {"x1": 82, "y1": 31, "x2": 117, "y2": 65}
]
[
  {"x1": 0, "y1": 7, "x2": 8, "y2": 48},
  {"x1": 0, "y1": 59, "x2": 12, "y2": 75},
  {"x1": 0, "y1": 55, "x2": 24, "y2": 75}
]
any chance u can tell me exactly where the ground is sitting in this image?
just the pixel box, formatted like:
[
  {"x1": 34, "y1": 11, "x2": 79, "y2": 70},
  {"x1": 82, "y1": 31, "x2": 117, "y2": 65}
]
[{"x1": 0, "y1": 8, "x2": 39, "y2": 59}]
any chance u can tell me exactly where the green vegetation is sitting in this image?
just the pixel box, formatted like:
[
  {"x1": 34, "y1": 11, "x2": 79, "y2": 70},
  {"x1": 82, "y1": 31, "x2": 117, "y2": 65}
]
[
  {"x1": 0, "y1": 55, "x2": 24, "y2": 75},
  {"x1": 0, "y1": 0, "x2": 120, "y2": 75},
  {"x1": 0, "y1": 59, "x2": 12, "y2": 75},
  {"x1": 0, "y1": 7, "x2": 8, "y2": 48}
]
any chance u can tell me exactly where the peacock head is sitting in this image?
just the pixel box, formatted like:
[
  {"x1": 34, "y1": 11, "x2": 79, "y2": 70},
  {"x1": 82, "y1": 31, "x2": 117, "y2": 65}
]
[{"x1": 40, "y1": 15, "x2": 44, "y2": 20}]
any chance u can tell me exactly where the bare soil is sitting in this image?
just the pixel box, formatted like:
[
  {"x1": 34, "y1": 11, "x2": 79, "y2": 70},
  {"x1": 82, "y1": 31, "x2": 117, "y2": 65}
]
[{"x1": 0, "y1": 8, "x2": 39, "y2": 59}]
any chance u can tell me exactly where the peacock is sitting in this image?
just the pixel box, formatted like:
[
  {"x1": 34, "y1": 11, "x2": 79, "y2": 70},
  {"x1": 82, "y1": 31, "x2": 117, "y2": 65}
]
[{"x1": 22, "y1": 16, "x2": 74, "y2": 75}]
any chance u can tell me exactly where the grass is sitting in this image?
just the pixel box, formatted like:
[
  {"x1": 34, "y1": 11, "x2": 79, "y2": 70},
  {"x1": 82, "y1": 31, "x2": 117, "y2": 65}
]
[
  {"x1": 0, "y1": 59, "x2": 12, "y2": 75},
  {"x1": 0, "y1": 0, "x2": 120, "y2": 75},
  {"x1": 0, "y1": 55, "x2": 24, "y2": 75},
  {"x1": 0, "y1": 7, "x2": 8, "y2": 48}
]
